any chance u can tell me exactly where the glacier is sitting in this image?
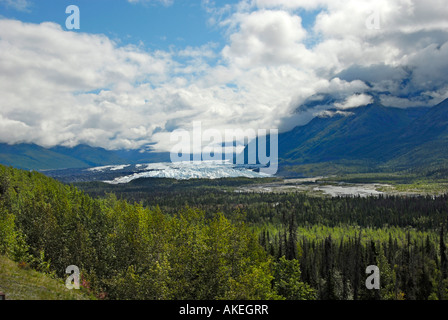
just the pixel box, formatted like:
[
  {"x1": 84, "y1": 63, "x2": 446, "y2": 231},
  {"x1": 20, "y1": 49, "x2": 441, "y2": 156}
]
[{"x1": 91, "y1": 160, "x2": 272, "y2": 184}]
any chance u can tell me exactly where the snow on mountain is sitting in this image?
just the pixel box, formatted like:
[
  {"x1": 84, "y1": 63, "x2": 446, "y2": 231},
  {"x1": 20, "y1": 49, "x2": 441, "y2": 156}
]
[{"x1": 87, "y1": 164, "x2": 131, "y2": 172}]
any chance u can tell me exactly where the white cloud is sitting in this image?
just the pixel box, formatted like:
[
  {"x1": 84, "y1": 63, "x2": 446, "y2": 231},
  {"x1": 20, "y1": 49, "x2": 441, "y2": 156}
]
[
  {"x1": 253, "y1": 0, "x2": 330, "y2": 10},
  {"x1": 335, "y1": 94, "x2": 373, "y2": 109},
  {"x1": 127, "y1": 0, "x2": 174, "y2": 6},
  {"x1": 0, "y1": 19, "x2": 173, "y2": 149},
  {"x1": 0, "y1": 0, "x2": 31, "y2": 12},
  {"x1": 222, "y1": 10, "x2": 308, "y2": 68},
  {"x1": 315, "y1": 110, "x2": 355, "y2": 118},
  {"x1": 0, "y1": 0, "x2": 447, "y2": 153}
]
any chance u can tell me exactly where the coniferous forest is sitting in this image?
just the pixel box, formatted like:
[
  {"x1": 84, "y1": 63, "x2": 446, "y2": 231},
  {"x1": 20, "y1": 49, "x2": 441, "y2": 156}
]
[{"x1": 1, "y1": 164, "x2": 448, "y2": 300}]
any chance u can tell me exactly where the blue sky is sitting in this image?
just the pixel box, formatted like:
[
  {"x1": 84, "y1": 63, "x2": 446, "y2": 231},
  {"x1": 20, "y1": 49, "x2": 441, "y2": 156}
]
[
  {"x1": 0, "y1": 0, "x2": 322, "y2": 60},
  {"x1": 0, "y1": 0, "x2": 447, "y2": 151},
  {"x1": 0, "y1": 0, "x2": 226, "y2": 50}
]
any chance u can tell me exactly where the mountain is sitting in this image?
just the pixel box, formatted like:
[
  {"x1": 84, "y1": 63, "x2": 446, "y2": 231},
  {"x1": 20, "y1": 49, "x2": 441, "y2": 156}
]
[
  {"x1": 48, "y1": 144, "x2": 125, "y2": 167},
  {"x1": 250, "y1": 97, "x2": 448, "y2": 175},
  {"x1": 401, "y1": 98, "x2": 448, "y2": 142},
  {"x1": 1, "y1": 98, "x2": 447, "y2": 174},
  {"x1": 0, "y1": 143, "x2": 170, "y2": 170},
  {"x1": 385, "y1": 98, "x2": 448, "y2": 169},
  {"x1": 49, "y1": 144, "x2": 171, "y2": 167},
  {"x1": 277, "y1": 102, "x2": 431, "y2": 166},
  {"x1": 0, "y1": 143, "x2": 89, "y2": 170}
]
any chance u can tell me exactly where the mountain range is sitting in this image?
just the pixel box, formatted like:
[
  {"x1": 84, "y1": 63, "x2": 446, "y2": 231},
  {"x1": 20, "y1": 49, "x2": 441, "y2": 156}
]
[
  {"x1": 0, "y1": 98, "x2": 447, "y2": 175},
  {"x1": 276, "y1": 98, "x2": 448, "y2": 174},
  {"x1": 0, "y1": 143, "x2": 170, "y2": 171}
]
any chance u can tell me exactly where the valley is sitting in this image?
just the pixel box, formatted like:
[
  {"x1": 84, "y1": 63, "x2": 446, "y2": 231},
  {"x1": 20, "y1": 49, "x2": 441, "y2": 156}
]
[
  {"x1": 235, "y1": 178, "x2": 448, "y2": 197},
  {"x1": 2, "y1": 0, "x2": 448, "y2": 306}
]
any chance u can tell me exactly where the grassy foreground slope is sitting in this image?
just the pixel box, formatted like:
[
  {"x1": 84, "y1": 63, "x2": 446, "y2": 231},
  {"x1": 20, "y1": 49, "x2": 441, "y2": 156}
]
[{"x1": 0, "y1": 255, "x2": 94, "y2": 300}]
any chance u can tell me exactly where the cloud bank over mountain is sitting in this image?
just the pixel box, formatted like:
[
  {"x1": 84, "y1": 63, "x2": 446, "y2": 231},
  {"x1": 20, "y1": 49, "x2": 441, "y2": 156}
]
[{"x1": 0, "y1": 0, "x2": 447, "y2": 152}]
